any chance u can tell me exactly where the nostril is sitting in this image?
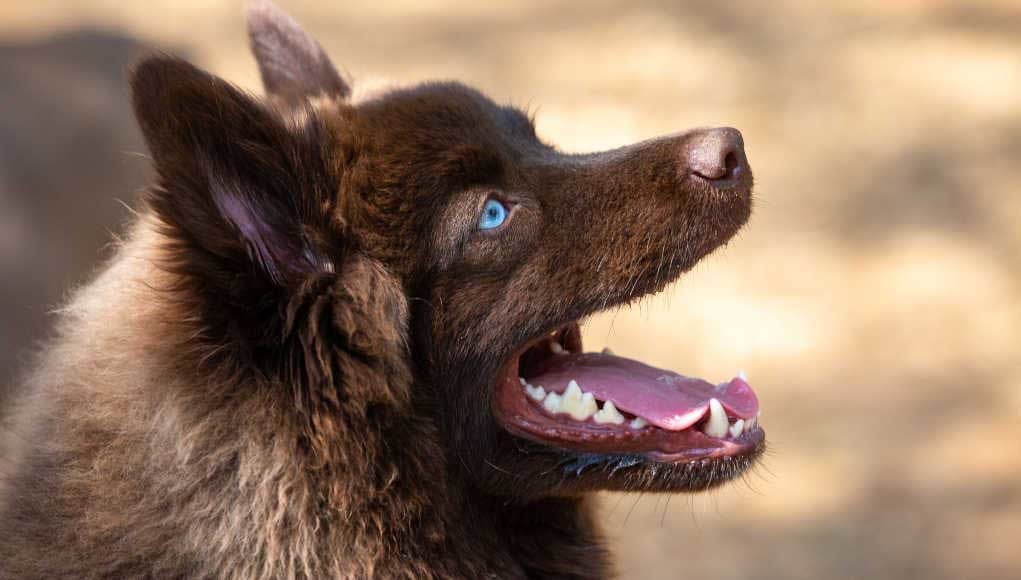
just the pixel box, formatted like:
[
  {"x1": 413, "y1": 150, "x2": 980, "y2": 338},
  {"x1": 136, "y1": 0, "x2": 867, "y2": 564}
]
[
  {"x1": 692, "y1": 164, "x2": 726, "y2": 181},
  {"x1": 690, "y1": 149, "x2": 728, "y2": 180},
  {"x1": 723, "y1": 151, "x2": 740, "y2": 179},
  {"x1": 686, "y1": 127, "x2": 746, "y2": 183}
]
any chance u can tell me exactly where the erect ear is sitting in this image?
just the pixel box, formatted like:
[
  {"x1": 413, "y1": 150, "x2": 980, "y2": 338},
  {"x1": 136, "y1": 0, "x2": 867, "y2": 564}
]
[
  {"x1": 132, "y1": 57, "x2": 415, "y2": 415},
  {"x1": 245, "y1": 0, "x2": 350, "y2": 107},
  {"x1": 130, "y1": 56, "x2": 337, "y2": 295}
]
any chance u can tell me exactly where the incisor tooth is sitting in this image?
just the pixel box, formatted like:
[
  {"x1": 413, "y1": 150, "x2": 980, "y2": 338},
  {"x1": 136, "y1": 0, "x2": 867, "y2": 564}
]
[
  {"x1": 738, "y1": 370, "x2": 748, "y2": 381},
  {"x1": 630, "y1": 417, "x2": 648, "y2": 429},
  {"x1": 593, "y1": 400, "x2": 625, "y2": 425},
  {"x1": 550, "y1": 341, "x2": 567, "y2": 355},
  {"x1": 602, "y1": 347, "x2": 614, "y2": 355},
  {"x1": 704, "y1": 398, "x2": 729, "y2": 438},
  {"x1": 525, "y1": 384, "x2": 546, "y2": 402},
  {"x1": 729, "y1": 419, "x2": 745, "y2": 438},
  {"x1": 519, "y1": 377, "x2": 527, "y2": 386}
]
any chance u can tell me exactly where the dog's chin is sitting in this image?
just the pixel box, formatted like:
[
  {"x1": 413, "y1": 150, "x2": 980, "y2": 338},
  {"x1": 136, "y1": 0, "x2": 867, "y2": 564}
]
[{"x1": 491, "y1": 321, "x2": 765, "y2": 493}]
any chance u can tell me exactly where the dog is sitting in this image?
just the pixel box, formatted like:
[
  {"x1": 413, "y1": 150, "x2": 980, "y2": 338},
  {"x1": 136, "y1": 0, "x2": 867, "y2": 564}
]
[{"x1": 0, "y1": 1, "x2": 762, "y2": 577}]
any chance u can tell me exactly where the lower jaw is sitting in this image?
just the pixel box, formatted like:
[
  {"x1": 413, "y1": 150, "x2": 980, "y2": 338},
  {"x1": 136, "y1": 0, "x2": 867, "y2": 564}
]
[{"x1": 495, "y1": 370, "x2": 765, "y2": 463}]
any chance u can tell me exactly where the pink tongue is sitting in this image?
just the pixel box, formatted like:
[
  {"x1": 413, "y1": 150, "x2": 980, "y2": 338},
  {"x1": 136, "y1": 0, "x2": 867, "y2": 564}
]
[{"x1": 527, "y1": 352, "x2": 759, "y2": 431}]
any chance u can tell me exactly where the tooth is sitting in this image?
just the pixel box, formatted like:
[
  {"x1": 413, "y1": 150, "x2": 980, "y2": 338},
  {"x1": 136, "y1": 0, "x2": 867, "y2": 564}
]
[
  {"x1": 747, "y1": 411, "x2": 761, "y2": 431},
  {"x1": 738, "y1": 370, "x2": 747, "y2": 381},
  {"x1": 704, "y1": 398, "x2": 729, "y2": 438},
  {"x1": 519, "y1": 377, "x2": 527, "y2": 386},
  {"x1": 550, "y1": 341, "x2": 567, "y2": 355},
  {"x1": 729, "y1": 419, "x2": 745, "y2": 438},
  {"x1": 593, "y1": 400, "x2": 625, "y2": 425},
  {"x1": 542, "y1": 392, "x2": 562, "y2": 414},
  {"x1": 575, "y1": 392, "x2": 598, "y2": 420},
  {"x1": 630, "y1": 417, "x2": 648, "y2": 429},
  {"x1": 558, "y1": 381, "x2": 598, "y2": 421},
  {"x1": 564, "y1": 380, "x2": 582, "y2": 398},
  {"x1": 525, "y1": 384, "x2": 546, "y2": 402},
  {"x1": 602, "y1": 347, "x2": 614, "y2": 355},
  {"x1": 560, "y1": 381, "x2": 584, "y2": 418}
]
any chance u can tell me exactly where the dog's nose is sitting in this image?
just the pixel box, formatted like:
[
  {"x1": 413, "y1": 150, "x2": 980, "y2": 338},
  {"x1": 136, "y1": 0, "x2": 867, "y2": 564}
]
[{"x1": 684, "y1": 127, "x2": 747, "y2": 182}]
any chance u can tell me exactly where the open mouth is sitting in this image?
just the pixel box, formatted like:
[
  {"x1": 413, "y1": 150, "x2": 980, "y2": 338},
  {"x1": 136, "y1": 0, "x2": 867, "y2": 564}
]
[{"x1": 494, "y1": 322, "x2": 764, "y2": 463}]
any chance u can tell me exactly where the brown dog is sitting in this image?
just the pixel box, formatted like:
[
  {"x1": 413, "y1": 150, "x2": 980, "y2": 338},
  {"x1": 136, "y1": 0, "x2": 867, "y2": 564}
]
[{"x1": 0, "y1": 1, "x2": 762, "y2": 577}]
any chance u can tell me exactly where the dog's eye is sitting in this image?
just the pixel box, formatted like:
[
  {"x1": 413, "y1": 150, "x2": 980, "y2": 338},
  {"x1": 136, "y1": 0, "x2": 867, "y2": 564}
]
[{"x1": 478, "y1": 198, "x2": 508, "y2": 230}]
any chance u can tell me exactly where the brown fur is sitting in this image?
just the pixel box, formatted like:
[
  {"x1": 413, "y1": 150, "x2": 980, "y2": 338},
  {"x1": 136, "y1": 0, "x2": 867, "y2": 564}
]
[{"x1": 0, "y1": 2, "x2": 755, "y2": 578}]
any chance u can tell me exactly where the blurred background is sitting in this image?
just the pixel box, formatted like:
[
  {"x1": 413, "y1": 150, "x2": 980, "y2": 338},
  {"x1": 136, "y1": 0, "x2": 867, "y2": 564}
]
[{"x1": 1, "y1": 1, "x2": 1018, "y2": 578}]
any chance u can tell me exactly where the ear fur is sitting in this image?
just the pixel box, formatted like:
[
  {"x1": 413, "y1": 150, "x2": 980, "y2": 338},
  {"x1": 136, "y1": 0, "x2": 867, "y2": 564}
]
[
  {"x1": 130, "y1": 54, "x2": 340, "y2": 318},
  {"x1": 245, "y1": 0, "x2": 350, "y2": 106},
  {"x1": 130, "y1": 57, "x2": 411, "y2": 409}
]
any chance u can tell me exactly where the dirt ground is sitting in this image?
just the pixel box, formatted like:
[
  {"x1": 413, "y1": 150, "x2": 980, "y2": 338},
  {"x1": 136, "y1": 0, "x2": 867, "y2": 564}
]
[{"x1": 2, "y1": 1, "x2": 1019, "y2": 578}]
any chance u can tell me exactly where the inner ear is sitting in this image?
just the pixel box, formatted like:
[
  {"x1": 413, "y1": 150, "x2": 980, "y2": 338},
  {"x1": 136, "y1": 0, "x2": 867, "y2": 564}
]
[{"x1": 246, "y1": 0, "x2": 350, "y2": 107}]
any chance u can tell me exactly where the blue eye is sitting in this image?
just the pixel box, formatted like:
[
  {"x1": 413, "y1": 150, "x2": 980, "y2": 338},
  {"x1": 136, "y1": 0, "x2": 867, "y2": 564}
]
[{"x1": 478, "y1": 198, "x2": 508, "y2": 230}]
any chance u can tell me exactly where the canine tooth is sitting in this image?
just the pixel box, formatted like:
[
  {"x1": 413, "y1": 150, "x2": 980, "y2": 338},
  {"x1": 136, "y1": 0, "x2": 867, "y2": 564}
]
[
  {"x1": 704, "y1": 398, "x2": 729, "y2": 438},
  {"x1": 550, "y1": 341, "x2": 567, "y2": 355},
  {"x1": 630, "y1": 417, "x2": 648, "y2": 429},
  {"x1": 525, "y1": 384, "x2": 546, "y2": 402},
  {"x1": 729, "y1": 419, "x2": 745, "y2": 438},
  {"x1": 543, "y1": 392, "x2": 562, "y2": 414},
  {"x1": 602, "y1": 347, "x2": 614, "y2": 355},
  {"x1": 593, "y1": 400, "x2": 625, "y2": 425}
]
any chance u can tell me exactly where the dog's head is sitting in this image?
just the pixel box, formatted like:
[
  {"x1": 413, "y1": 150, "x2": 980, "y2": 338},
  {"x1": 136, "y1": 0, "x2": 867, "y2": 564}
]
[{"x1": 132, "y1": 0, "x2": 763, "y2": 502}]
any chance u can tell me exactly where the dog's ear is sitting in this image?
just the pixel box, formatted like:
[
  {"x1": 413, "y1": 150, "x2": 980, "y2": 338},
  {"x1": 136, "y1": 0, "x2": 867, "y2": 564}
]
[
  {"x1": 131, "y1": 56, "x2": 412, "y2": 417},
  {"x1": 131, "y1": 56, "x2": 336, "y2": 299},
  {"x1": 245, "y1": 0, "x2": 350, "y2": 107}
]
